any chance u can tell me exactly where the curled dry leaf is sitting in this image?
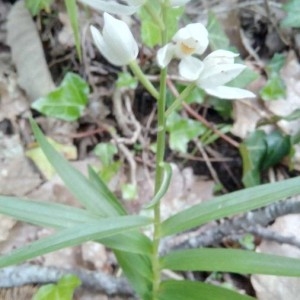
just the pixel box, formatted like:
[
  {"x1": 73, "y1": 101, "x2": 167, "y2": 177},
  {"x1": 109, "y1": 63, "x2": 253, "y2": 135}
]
[
  {"x1": 251, "y1": 212, "x2": 300, "y2": 300},
  {"x1": 6, "y1": 1, "x2": 55, "y2": 102},
  {"x1": 265, "y1": 51, "x2": 300, "y2": 136}
]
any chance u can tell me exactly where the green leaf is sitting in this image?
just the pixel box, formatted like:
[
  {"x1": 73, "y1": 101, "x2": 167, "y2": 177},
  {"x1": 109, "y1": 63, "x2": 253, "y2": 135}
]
[
  {"x1": 0, "y1": 216, "x2": 151, "y2": 268},
  {"x1": 144, "y1": 163, "x2": 172, "y2": 209},
  {"x1": 161, "y1": 175, "x2": 300, "y2": 237},
  {"x1": 87, "y1": 166, "x2": 126, "y2": 215},
  {"x1": 167, "y1": 113, "x2": 206, "y2": 153},
  {"x1": 260, "y1": 53, "x2": 286, "y2": 101},
  {"x1": 115, "y1": 251, "x2": 152, "y2": 300},
  {"x1": 265, "y1": 53, "x2": 286, "y2": 74},
  {"x1": 64, "y1": 0, "x2": 82, "y2": 60},
  {"x1": 165, "y1": 7, "x2": 184, "y2": 41},
  {"x1": 281, "y1": 108, "x2": 300, "y2": 121},
  {"x1": 207, "y1": 11, "x2": 230, "y2": 50},
  {"x1": 116, "y1": 72, "x2": 138, "y2": 89},
  {"x1": 141, "y1": 20, "x2": 162, "y2": 47},
  {"x1": 100, "y1": 232, "x2": 152, "y2": 254},
  {"x1": 121, "y1": 183, "x2": 138, "y2": 200},
  {"x1": 158, "y1": 280, "x2": 254, "y2": 300},
  {"x1": 0, "y1": 196, "x2": 100, "y2": 229},
  {"x1": 33, "y1": 274, "x2": 81, "y2": 300},
  {"x1": 240, "y1": 130, "x2": 291, "y2": 187},
  {"x1": 0, "y1": 196, "x2": 151, "y2": 255},
  {"x1": 30, "y1": 119, "x2": 119, "y2": 217},
  {"x1": 239, "y1": 130, "x2": 267, "y2": 187},
  {"x1": 31, "y1": 73, "x2": 88, "y2": 121},
  {"x1": 239, "y1": 234, "x2": 255, "y2": 250},
  {"x1": 281, "y1": 0, "x2": 300, "y2": 28},
  {"x1": 262, "y1": 130, "x2": 291, "y2": 170},
  {"x1": 25, "y1": 0, "x2": 54, "y2": 16},
  {"x1": 177, "y1": 85, "x2": 205, "y2": 105},
  {"x1": 228, "y1": 67, "x2": 259, "y2": 89},
  {"x1": 260, "y1": 75, "x2": 286, "y2": 101},
  {"x1": 161, "y1": 248, "x2": 300, "y2": 277},
  {"x1": 209, "y1": 97, "x2": 233, "y2": 120},
  {"x1": 94, "y1": 142, "x2": 118, "y2": 166}
]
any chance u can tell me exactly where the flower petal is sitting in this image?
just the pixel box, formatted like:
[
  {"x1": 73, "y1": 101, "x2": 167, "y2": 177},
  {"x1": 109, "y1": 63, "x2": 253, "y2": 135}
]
[
  {"x1": 157, "y1": 44, "x2": 176, "y2": 68},
  {"x1": 204, "y1": 86, "x2": 256, "y2": 99},
  {"x1": 90, "y1": 14, "x2": 138, "y2": 66},
  {"x1": 179, "y1": 56, "x2": 204, "y2": 81},
  {"x1": 203, "y1": 50, "x2": 239, "y2": 67},
  {"x1": 198, "y1": 64, "x2": 246, "y2": 88},
  {"x1": 173, "y1": 23, "x2": 209, "y2": 55},
  {"x1": 102, "y1": 13, "x2": 138, "y2": 65},
  {"x1": 78, "y1": 0, "x2": 140, "y2": 15}
]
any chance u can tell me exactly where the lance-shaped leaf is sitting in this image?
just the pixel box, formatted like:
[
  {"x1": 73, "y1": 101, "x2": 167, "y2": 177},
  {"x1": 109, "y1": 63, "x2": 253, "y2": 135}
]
[
  {"x1": 30, "y1": 119, "x2": 120, "y2": 217},
  {"x1": 0, "y1": 216, "x2": 151, "y2": 268},
  {"x1": 158, "y1": 280, "x2": 254, "y2": 300},
  {"x1": 0, "y1": 196, "x2": 151, "y2": 255},
  {"x1": 0, "y1": 196, "x2": 99, "y2": 228},
  {"x1": 115, "y1": 251, "x2": 152, "y2": 299},
  {"x1": 161, "y1": 248, "x2": 300, "y2": 277},
  {"x1": 161, "y1": 176, "x2": 300, "y2": 237}
]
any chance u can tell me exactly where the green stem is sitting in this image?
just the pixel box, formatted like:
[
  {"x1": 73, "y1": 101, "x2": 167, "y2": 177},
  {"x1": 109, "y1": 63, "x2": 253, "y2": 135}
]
[
  {"x1": 165, "y1": 83, "x2": 196, "y2": 117},
  {"x1": 151, "y1": 3, "x2": 169, "y2": 300},
  {"x1": 129, "y1": 60, "x2": 159, "y2": 100}
]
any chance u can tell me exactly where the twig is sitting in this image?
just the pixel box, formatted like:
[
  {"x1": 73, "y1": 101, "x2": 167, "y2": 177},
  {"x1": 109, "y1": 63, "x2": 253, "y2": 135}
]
[
  {"x1": 165, "y1": 197, "x2": 300, "y2": 252},
  {"x1": 193, "y1": 139, "x2": 227, "y2": 192},
  {"x1": 166, "y1": 79, "x2": 240, "y2": 148},
  {"x1": 0, "y1": 265, "x2": 134, "y2": 296}
]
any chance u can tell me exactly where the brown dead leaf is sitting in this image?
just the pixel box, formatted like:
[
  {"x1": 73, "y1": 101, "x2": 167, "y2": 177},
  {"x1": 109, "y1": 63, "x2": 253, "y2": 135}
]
[
  {"x1": 251, "y1": 212, "x2": 300, "y2": 300},
  {"x1": 7, "y1": 1, "x2": 55, "y2": 102},
  {"x1": 265, "y1": 51, "x2": 300, "y2": 136},
  {"x1": 0, "y1": 64, "x2": 29, "y2": 122},
  {"x1": 0, "y1": 133, "x2": 41, "y2": 196},
  {"x1": 58, "y1": 12, "x2": 75, "y2": 48}
]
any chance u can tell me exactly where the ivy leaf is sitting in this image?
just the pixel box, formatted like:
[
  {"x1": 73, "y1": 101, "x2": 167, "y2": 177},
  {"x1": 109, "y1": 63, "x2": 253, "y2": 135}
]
[
  {"x1": 167, "y1": 113, "x2": 206, "y2": 153},
  {"x1": 116, "y1": 72, "x2": 138, "y2": 89},
  {"x1": 240, "y1": 130, "x2": 291, "y2": 187},
  {"x1": 141, "y1": 20, "x2": 161, "y2": 47},
  {"x1": 281, "y1": 0, "x2": 300, "y2": 28},
  {"x1": 261, "y1": 130, "x2": 291, "y2": 170},
  {"x1": 33, "y1": 274, "x2": 81, "y2": 300},
  {"x1": 25, "y1": 0, "x2": 54, "y2": 15},
  {"x1": 239, "y1": 130, "x2": 267, "y2": 187},
  {"x1": 260, "y1": 75, "x2": 286, "y2": 101},
  {"x1": 260, "y1": 53, "x2": 286, "y2": 101},
  {"x1": 31, "y1": 72, "x2": 89, "y2": 121},
  {"x1": 165, "y1": 6, "x2": 184, "y2": 41},
  {"x1": 207, "y1": 11, "x2": 230, "y2": 50},
  {"x1": 94, "y1": 143, "x2": 118, "y2": 166},
  {"x1": 265, "y1": 53, "x2": 286, "y2": 74}
]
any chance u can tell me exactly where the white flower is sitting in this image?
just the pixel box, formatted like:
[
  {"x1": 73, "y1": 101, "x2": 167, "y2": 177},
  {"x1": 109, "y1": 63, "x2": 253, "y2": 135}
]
[
  {"x1": 157, "y1": 23, "x2": 209, "y2": 80},
  {"x1": 195, "y1": 50, "x2": 255, "y2": 99},
  {"x1": 90, "y1": 13, "x2": 138, "y2": 66},
  {"x1": 78, "y1": 0, "x2": 145, "y2": 15}
]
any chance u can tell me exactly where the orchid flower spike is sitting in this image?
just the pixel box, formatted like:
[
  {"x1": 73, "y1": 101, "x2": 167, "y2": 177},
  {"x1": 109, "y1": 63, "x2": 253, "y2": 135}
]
[
  {"x1": 90, "y1": 13, "x2": 138, "y2": 66},
  {"x1": 79, "y1": 0, "x2": 190, "y2": 15},
  {"x1": 157, "y1": 23, "x2": 209, "y2": 81},
  {"x1": 195, "y1": 50, "x2": 256, "y2": 99}
]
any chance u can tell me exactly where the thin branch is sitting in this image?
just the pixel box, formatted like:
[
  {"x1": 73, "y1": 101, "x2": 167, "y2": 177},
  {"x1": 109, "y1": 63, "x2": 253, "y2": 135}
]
[
  {"x1": 164, "y1": 198, "x2": 300, "y2": 252},
  {"x1": 0, "y1": 265, "x2": 134, "y2": 297}
]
